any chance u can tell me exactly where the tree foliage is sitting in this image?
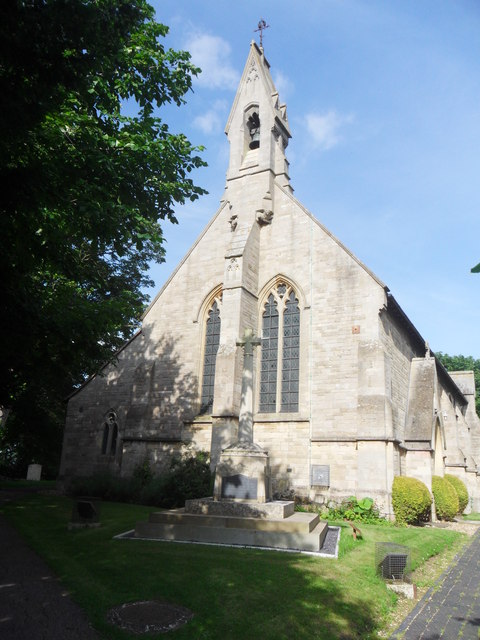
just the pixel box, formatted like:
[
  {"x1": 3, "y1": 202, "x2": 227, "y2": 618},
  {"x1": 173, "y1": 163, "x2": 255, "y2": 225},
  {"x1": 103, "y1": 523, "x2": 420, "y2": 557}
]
[
  {"x1": 436, "y1": 353, "x2": 480, "y2": 416},
  {"x1": 0, "y1": 0, "x2": 206, "y2": 476}
]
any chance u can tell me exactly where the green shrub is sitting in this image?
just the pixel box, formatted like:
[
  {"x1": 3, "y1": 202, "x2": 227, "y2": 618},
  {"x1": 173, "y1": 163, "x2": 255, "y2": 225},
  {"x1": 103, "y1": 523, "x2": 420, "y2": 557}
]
[
  {"x1": 158, "y1": 452, "x2": 213, "y2": 509},
  {"x1": 132, "y1": 459, "x2": 153, "y2": 488},
  {"x1": 432, "y1": 475, "x2": 459, "y2": 521},
  {"x1": 392, "y1": 476, "x2": 432, "y2": 525},
  {"x1": 444, "y1": 474, "x2": 468, "y2": 514},
  {"x1": 69, "y1": 473, "x2": 141, "y2": 502},
  {"x1": 325, "y1": 496, "x2": 386, "y2": 523}
]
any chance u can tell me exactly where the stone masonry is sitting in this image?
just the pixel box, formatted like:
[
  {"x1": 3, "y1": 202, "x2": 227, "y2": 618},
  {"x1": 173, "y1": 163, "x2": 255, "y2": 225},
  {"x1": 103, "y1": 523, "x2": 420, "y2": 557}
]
[{"x1": 59, "y1": 42, "x2": 480, "y2": 516}]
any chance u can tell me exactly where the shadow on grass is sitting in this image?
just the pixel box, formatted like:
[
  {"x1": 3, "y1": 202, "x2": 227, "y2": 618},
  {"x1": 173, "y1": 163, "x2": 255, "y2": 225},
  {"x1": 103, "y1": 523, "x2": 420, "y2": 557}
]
[{"x1": 1, "y1": 495, "x2": 385, "y2": 640}]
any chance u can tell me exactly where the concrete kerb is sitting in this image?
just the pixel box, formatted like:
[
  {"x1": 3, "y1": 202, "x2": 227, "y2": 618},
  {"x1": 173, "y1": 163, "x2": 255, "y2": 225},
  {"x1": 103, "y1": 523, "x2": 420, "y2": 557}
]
[{"x1": 113, "y1": 525, "x2": 341, "y2": 559}]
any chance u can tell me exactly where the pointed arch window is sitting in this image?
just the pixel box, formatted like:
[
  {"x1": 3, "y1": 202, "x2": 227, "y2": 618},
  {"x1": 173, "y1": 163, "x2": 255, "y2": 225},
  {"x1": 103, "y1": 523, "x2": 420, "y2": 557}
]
[
  {"x1": 259, "y1": 283, "x2": 300, "y2": 413},
  {"x1": 101, "y1": 411, "x2": 119, "y2": 455},
  {"x1": 200, "y1": 299, "x2": 222, "y2": 414}
]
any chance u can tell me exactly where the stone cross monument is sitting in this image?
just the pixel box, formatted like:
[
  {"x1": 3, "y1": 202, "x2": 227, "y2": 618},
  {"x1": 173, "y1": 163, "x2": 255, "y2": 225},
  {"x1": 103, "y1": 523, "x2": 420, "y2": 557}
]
[
  {"x1": 236, "y1": 328, "x2": 261, "y2": 444},
  {"x1": 213, "y1": 327, "x2": 271, "y2": 503}
]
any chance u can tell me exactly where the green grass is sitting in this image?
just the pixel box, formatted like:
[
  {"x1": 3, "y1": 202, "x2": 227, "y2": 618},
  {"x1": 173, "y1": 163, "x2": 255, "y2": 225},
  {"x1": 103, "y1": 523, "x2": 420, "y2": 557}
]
[
  {"x1": 463, "y1": 512, "x2": 480, "y2": 521},
  {"x1": 0, "y1": 495, "x2": 469, "y2": 640},
  {"x1": 0, "y1": 478, "x2": 57, "y2": 489}
]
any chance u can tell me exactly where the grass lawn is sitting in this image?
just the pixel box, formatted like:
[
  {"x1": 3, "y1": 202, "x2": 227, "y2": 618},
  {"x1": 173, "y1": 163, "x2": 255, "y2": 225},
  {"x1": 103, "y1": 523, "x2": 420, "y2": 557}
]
[
  {"x1": 0, "y1": 478, "x2": 57, "y2": 489},
  {"x1": 463, "y1": 512, "x2": 480, "y2": 521},
  {"x1": 0, "y1": 493, "x2": 470, "y2": 640}
]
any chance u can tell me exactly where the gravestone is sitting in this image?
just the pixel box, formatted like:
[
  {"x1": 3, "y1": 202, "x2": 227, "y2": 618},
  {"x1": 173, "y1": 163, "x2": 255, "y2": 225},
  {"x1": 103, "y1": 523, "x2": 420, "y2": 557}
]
[
  {"x1": 26, "y1": 464, "x2": 42, "y2": 481},
  {"x1": 69, "y1": 496, "x2": 101, "y2": 529}
]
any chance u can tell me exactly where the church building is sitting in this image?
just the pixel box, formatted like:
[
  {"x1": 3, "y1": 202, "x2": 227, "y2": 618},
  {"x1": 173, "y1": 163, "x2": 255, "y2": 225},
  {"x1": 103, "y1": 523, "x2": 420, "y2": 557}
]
[{"x1": 59, "y1": 42, "x2": 480, "y2": 516}]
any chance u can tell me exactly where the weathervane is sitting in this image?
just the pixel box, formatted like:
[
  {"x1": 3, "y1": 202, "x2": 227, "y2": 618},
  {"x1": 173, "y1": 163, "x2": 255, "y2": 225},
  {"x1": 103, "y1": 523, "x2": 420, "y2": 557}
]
[{"x1": 255, "y1": 19, "x2": 270, "y2": 48}]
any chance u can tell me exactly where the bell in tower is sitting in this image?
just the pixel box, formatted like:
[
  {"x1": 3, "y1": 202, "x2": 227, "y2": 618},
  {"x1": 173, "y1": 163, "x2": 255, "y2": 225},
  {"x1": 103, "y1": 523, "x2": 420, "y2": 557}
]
[{"x1": 247, "y1": 112, "x2": 260, "y2": 149}]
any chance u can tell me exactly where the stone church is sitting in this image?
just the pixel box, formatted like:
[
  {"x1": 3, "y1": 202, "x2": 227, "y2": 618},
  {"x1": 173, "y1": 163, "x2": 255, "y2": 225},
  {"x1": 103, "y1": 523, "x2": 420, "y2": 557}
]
[{"x1": 59, "y1": 42, "x2": 480, "y2": 516}]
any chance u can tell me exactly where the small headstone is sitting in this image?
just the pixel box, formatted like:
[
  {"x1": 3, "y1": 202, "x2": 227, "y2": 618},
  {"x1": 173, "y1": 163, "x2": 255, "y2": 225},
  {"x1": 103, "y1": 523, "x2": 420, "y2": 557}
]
[
  {"x1": 69, "y1": 496, "x2": 101, "y2": 529},
  {"x1": 26, "y1": 464, "x2": 42, "y2": 481}
]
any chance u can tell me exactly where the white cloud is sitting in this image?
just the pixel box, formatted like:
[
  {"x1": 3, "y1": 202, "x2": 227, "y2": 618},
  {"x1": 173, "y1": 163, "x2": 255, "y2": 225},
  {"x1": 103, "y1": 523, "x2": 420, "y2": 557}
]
[
  {"x1": 305, "y1": 110, "x2": 354, "y2": 150},
  {"x1": 185, "y1": 33, "x2": 239, "y2": 90},
  {"x1": 193, "y1": 100, "x2": 228, "y2": 134}
]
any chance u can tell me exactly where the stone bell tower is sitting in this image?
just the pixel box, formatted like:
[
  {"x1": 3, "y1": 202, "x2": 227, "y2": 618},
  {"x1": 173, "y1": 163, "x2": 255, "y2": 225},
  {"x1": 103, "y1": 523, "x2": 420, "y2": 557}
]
[{"x1": 209, "y1": 41, "x2": 292, "y2": 464}]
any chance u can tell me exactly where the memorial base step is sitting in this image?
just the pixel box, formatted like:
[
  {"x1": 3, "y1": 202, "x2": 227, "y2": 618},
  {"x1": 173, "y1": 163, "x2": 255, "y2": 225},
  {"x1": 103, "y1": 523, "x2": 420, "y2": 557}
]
[{"x1": 134, "y1": 508, "x2": 328, "y2": 553}]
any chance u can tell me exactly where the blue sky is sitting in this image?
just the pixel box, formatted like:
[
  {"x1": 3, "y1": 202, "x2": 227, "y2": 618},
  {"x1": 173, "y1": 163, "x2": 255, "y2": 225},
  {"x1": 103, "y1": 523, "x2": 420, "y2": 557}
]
[{"x1": 143, "y1": 0, "x2": 480, "y2": 358}]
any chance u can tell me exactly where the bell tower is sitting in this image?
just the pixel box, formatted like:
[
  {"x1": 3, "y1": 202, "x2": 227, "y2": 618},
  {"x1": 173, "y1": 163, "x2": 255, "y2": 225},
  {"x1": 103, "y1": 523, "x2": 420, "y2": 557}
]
[
  {"x1": 210, "y1": 41, "x2": 292, "y2": 463},
  {"x1": 223, "y1": 41, "x2": 292, "y2": 213}
]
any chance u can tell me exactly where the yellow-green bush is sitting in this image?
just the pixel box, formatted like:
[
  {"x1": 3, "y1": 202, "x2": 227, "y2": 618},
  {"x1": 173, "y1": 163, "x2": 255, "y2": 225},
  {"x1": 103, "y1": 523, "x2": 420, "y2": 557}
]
[
  {"x1": 444, "y1": 474, "x2": 468, "y2": 514},
  {"x1": 392, "y1": 476, "x2": 432, "y2": 525},
  {"x1": 432, "y1": 475, "x2": 459, "y2": 521}
]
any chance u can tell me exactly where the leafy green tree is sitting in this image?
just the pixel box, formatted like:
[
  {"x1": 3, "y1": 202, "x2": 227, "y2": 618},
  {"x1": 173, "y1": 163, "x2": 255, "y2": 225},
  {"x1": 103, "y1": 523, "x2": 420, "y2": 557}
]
[
  {"x1": 436, "y1": 353, "x2": 480, "y2": 416},
  {"x1": 0, "y1": 0, "x2": 206, "y2": 476}
]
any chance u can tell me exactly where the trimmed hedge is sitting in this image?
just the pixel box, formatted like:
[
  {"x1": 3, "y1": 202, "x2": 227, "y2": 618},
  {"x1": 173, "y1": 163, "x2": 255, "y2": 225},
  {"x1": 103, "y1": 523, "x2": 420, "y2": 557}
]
[
  {"x1": 444, "y1": 474, "x2": 468, "y2": 514},
  {"x1": 392, "y1": 476, "x2": 432, "y2": 525},
  {"x1": 432, "y1": 475, "x2": 459, "y2": 521}
]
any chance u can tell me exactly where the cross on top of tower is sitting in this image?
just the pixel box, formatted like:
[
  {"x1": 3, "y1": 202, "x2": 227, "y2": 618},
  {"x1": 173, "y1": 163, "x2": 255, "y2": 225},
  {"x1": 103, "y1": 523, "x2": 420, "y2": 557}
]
[{"x1": 254, "y1": 19, "x2": 270, "y2": 49}]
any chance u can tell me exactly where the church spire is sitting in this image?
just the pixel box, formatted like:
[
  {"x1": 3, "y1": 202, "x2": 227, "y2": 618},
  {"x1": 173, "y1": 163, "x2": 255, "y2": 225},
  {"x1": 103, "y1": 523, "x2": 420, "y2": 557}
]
[{"x1": 224, "y1": 41, "x2": 292, "y2": 200}]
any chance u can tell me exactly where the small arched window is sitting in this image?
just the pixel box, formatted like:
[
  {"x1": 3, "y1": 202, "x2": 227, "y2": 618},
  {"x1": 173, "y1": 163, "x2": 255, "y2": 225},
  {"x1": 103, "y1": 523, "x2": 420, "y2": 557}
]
[
  {"x1": 101, "y1": 411, "x2": 119, "y2": 455},
  {"x1": 200, "y1": 298, "x2": 222, "y2": 414},
  {"x1": 110, "y1": 422, "x2": 118, "y2": 455},
  {"x1": 259, "y1": 282, "x2": 300, "y2": 413},
  {"x1": 101, "y1": 423, "x2": 109, "y2": 455}
]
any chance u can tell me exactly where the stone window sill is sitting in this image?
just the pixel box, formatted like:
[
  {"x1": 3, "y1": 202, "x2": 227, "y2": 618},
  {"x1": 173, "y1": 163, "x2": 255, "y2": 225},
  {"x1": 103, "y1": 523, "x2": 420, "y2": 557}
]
[{"x1": 254, "y1": 413, "x2": 309, "y2": 423}]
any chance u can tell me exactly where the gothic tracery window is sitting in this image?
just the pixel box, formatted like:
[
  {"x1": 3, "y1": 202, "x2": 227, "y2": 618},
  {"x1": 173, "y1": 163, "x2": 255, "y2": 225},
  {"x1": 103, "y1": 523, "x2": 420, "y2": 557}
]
[
  {"x1": 259, "y1": 283, "x2": 300, "y2": 413},
  {"x1": 200, "y1": 297, "x2": 222, "y2": 414},
  {"x1": 101, "y1": 411, "x2": 119, "y2": 455}
]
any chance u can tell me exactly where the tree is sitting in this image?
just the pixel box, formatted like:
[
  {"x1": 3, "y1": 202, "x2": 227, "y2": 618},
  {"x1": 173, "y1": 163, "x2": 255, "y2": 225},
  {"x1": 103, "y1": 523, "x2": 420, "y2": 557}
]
[
  {"x1": 436, "y1": 353, "x2": 480, "y2": 416},
  {"x1": 0, "y1": 0, "x2": 206, "y2": 476}
]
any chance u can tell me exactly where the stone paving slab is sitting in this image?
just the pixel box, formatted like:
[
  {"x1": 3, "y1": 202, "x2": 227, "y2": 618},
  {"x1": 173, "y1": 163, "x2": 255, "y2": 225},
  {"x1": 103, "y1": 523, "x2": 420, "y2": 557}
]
[
  {"x1": 391, "y1": 529, "x2": 480, "y2": 639},
  {"x1": 0, "y1": 514, "x2": 101, "y2": 640}
]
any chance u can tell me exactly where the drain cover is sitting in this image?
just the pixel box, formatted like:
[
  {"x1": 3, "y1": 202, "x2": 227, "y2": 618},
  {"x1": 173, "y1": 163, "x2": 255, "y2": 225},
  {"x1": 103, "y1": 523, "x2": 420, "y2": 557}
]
[{"x1": 107, "y1": 600, "x2": 194, "y2": 634}]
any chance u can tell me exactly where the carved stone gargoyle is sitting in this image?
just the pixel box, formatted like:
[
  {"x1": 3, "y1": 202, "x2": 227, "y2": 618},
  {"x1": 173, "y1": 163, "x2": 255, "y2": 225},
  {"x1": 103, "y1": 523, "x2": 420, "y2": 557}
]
[{"x1": 256, "y1": 209, "x2": 274, "y2": 226}]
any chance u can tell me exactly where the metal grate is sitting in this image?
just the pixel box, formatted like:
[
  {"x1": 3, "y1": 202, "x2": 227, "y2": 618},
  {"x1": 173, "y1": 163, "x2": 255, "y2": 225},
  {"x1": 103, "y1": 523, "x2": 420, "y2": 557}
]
[{"x1": 375, "y1": 542, "x2": 411, "y2": 581}]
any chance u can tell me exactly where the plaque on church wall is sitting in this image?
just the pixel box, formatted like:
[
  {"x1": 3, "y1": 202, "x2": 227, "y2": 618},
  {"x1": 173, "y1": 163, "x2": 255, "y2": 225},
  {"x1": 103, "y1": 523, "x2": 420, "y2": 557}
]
[
  {"x1": 311, "y1": 465, "x2": 330, "y2": 487},
  {"x1": 221, "y1": 474, "x2": 258, "y2": 500}
]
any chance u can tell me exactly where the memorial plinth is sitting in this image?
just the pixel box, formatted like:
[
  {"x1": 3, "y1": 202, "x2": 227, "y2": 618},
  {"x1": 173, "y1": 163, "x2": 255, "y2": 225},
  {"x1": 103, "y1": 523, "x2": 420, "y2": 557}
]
[
  {"x1": 133, "y1": 328, "x2": 329, "y2": 553},
  {"x1": 134, "y1": 500, "x2": 328, "y2": 553},
  {"x1": 213, "y1": 441, "x2": 271, "y2": 503}
]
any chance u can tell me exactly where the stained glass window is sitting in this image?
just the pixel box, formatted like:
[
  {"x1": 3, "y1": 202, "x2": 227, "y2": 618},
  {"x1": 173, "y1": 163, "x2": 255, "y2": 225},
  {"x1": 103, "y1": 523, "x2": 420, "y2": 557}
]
[
  {"x1": 259, "y1": 294, "x2": 279, "y2": 412},
  {"x1": 281, "y1": 291, "x2": 300, "y2": 412},
  {"x1": 259, "y1": 284, "x2": 300, "y2": 413},
  {"x1": 110, "y1": 423, "x2": 118, "y2": 455},
  {"x1": 200, "y1": 301, "x2": 221, "y2": 414},
  {"x1": 101, "y1": 423, "x2": 109, "y2": 455},
  {"x1": 101, "y1": 411, "x2": 118, "y2": 455}
]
